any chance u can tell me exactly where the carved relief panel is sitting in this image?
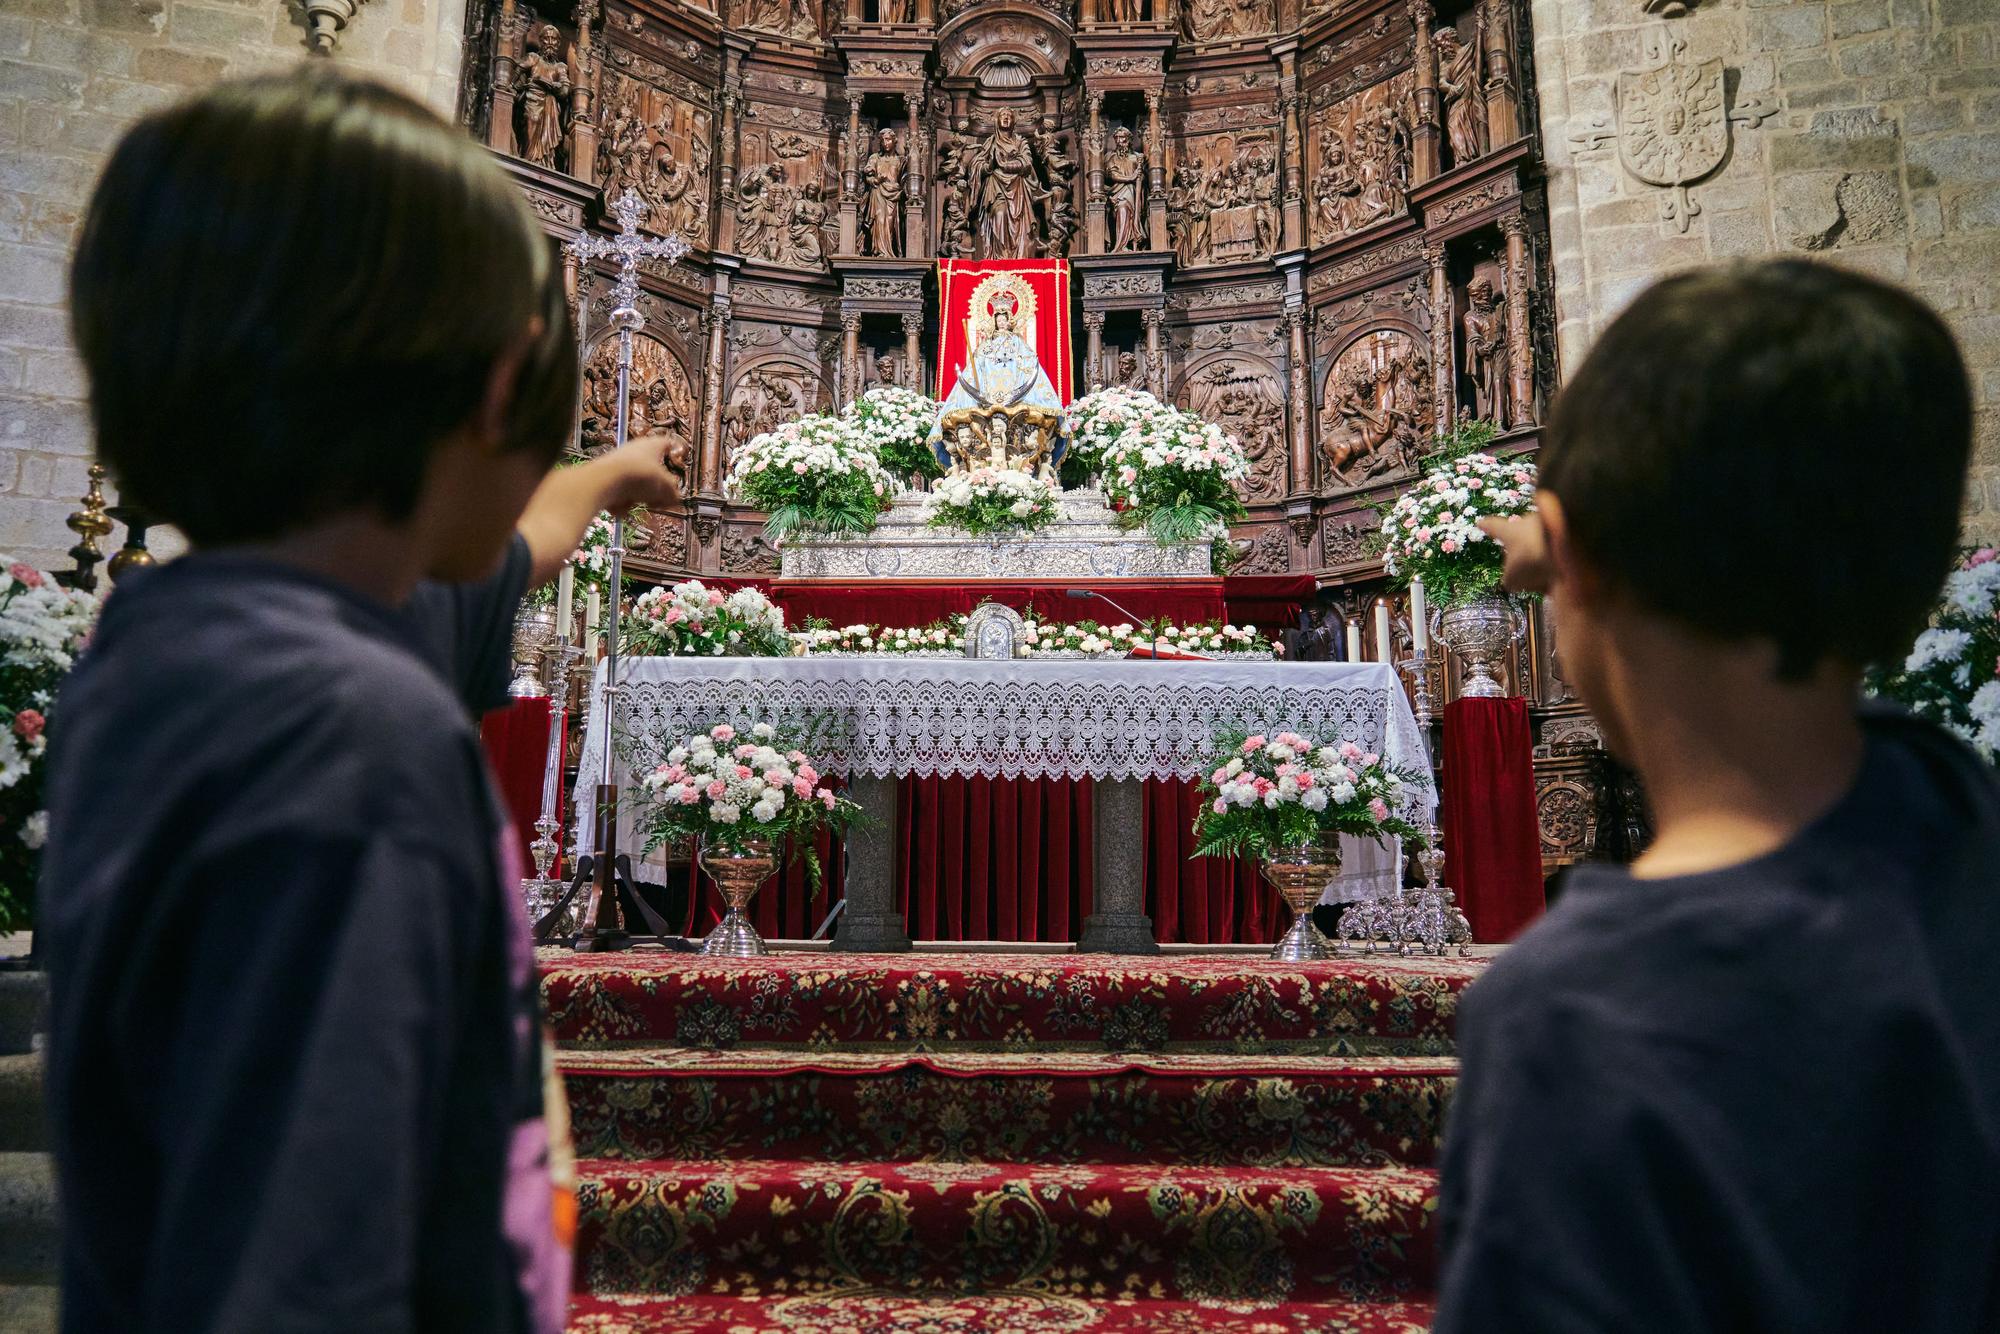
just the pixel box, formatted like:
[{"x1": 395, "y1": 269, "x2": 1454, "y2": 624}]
[
  {"x1": 1307, "y1": 72, "x2": 1414, "y2": 246},
  {"x1": 1183, "y1": 0, "x2": 1274, "y2": 43},
  {"x1": 729, "y1": 0, "x2": 824, "y2": 41},
  {"x1": 1167, "y1": 124, "x2": 1280, "y2": 268},
  {"x1": 581, "y1": 333, "x2": 700, "y2": 489},
  {"x1": 1316, "y1": 328, "x2": 1434, "y2": 493},
  {"x1": 721, "y1": 355, "x2": 833, "y2": 466},
  {"x1": 597, "y1": 65, "x2": 714, "y2": 245},
  {"x1": 1179, "y1": 354, "x2": 1288, "y2": 502},
  {"x1": 737, "y1": 109, "x2": 838, "y2": 270}
]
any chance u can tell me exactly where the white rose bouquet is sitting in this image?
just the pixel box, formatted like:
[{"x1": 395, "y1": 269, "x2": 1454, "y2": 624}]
[
  {"x1": 727, "y1": 413, "x2": 893, "y2": 541},
  {"x1": 1868, "y1": 548, "x2": 2000, "y2": 761},
  {"x1": 1192, "y1": 729, "x2": 1425, "y2": 861},
  {"x1": 846, "y1": 385, "x2": 945, "y2": 484},
  {"x1": 2, "y1": 557, "x2": 99, "y2": 929},
  {"x1": 637, "y1": 721, "x2": 859, "y2": 885},
  {"x1": 624, "y1": 579, "x2": 791, "y2": 657},
  {"x1": 1099, "y1": 407, "x2": 1250, "y2": 546},
  {"x1": 926, "y1": 467, "x2": 1058, "y2": 537},
  {"x1": 1380, "y1": 447, "x2": 1538, "y2": 609}
]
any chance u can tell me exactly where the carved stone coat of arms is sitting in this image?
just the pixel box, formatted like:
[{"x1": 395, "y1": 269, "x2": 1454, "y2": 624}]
[{"x1": 1616, "y1": 39, "x2": 1727, "y2": 233}]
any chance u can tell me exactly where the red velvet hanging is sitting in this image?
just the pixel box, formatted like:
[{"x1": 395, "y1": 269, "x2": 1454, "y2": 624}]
[
  {"x1": 480, "y1": 696, "x2": 561, "y2": 879},
  {"x1": 1441, "y1": 696, "x2": 1545, "y2": 942}
]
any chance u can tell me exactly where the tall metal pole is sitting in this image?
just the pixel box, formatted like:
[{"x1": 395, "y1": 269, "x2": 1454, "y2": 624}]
[{"x1": 562, "y1": 191, "x2": 689, "y2": 951}]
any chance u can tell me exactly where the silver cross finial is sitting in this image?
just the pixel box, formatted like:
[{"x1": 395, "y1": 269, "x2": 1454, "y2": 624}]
[{"x1": 564, "y1": 189, "x2": 691, "y2": 320}]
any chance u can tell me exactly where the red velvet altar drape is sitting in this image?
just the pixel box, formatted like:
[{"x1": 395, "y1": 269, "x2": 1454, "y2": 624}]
[
  {"x1": 481, "y1": 697, "x2": 564, "y2": 878},
  {"x1": 1441, "y1": 696, "x2": 1544, "y2": 942}
]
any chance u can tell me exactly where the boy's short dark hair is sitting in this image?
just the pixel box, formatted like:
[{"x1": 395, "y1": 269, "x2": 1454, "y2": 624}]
[
  {"x1": 71, "y1": 69, "x2": 577, "y2": 547},
  {"x1": 1542, "y1": 259, "x2": 1973, "y2": 679}
]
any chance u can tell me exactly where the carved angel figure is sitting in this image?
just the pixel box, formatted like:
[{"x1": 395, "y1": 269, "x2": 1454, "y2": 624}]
[{"x1": 516, "y1": 23, "x2": 570, "y2": 169}]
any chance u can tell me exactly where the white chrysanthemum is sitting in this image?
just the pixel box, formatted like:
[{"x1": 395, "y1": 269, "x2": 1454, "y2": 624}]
[{"x1": 1907, "y1": 626, "x2": 1974, "y2": 673}]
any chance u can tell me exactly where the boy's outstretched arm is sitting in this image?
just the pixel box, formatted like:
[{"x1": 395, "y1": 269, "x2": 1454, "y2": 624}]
[{"x1": 515, "y1": 435, "x2": 689, "y2": 588}]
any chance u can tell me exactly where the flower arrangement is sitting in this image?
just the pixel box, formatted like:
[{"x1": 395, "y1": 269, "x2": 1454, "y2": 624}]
[
  {"x1": 1379, "y1": 444, "x2": 1537, "y2": 609},
  {"x1": 624, "y1": 579, "x2": 792, "y2": 657},
  {"x1": 727, "y1": 413, "x2": 893, "y2": 541},
  {"x1": 1098, "y1": 406, "x2": 1250, "y2": 546},
  {"x1": 1192, "y1": 730, "x2": 1424, "y2": 861},
  {"x1": 524, "y1": 510, "x2": 621, "y2": 611},
  {"x1": 1063, "y1": 385, "x2": 1172, "y2": 482},
  {"x1": 846, "y1": 385, "x2": 945, "y2": 484},
  {"x1": 926, "y1": 467, "x2": 1058, "y2": 537},
  {"x1": 1867, "y1": 548, "x2": 2000, "y2": 761},
  {"x1": 636, "y1": 721, "x2": 859, "y2": 884},
  {"x1": 2, "y1": 558, "x2": 99, "y2": 930},
  {"x1": 789, "y1": 614, "x2": 1278, "y2": 658}
]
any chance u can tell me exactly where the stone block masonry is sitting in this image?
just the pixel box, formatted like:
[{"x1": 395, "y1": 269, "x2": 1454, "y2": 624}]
[
  {"x1": 1531, "y1": 0, "x2": 2000, "y2": 539},
  {"x1": 0, "y1": 0, "x2": 465, "y2": 571}
]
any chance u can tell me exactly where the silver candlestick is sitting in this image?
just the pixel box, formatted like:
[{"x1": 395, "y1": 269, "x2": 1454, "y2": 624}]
[
  {"x1": 1397, "y1": 647, "x2": 1438, "y2": 731},
  {"x1": 521, "y1": 636, "x2": 585, "y2": 934},
  {"x1": 1408, "y1": 821, "x2": 1473, "y2": 957},
  {"x1": 563, "y1": 190, "x2": 689, "y2": 951}
]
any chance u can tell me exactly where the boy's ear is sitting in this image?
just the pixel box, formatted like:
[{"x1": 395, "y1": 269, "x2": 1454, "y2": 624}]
[
  {"x1": 1540, "y1": 493, "x2": 1608, "y2": 608},
  {"x1": 473, "y1": 319, "x2": 545, "y2": 454}
]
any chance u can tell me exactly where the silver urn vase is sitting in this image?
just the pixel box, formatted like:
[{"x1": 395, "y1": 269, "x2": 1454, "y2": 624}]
[
  {"x1": 1261, "y1": 835, "x2": 1343, "y2": 962},
  {"x1": 1431, "y1": 595, "x2": 1524, "y2": 700},
  {"x1": 699, "y1": 838, "x2": 780, "y2": 957},
  {"x1": 508, "y1": 607, "x2": 557, "y2": 699}
]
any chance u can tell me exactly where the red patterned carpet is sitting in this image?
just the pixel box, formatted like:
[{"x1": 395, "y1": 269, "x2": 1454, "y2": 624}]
[{"x1": 543, "y1": 949, "x2": 1485, "y2": 1332}]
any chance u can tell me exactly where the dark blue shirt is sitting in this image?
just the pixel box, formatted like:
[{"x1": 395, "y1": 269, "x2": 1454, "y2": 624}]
[{"x1": 1434, "y1": 711, "x2": 2000, "y2": 1332}]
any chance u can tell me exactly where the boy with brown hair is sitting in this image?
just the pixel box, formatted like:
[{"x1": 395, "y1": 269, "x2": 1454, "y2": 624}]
[
  {"x1": 1435, "y1": 260, "x2": 1999, "y2": 1331},
  {"x1": 41, "y1": 69, "x2": 650, "y2": 1333}
]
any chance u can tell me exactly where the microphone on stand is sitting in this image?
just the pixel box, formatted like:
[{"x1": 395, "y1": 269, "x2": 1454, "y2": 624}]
[{"x1": 1065, "y1": 588, "x2": 1164, "y2": 661}]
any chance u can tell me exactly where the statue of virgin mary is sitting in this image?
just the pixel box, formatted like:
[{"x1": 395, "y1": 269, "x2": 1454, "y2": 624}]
[{"x1": 931, "y1": 288, "x2": 1066, "y2": 473}]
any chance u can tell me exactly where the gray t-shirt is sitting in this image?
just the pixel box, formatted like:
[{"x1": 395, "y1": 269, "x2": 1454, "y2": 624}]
[
  {"x1": 1433, "y1": 710, "x2": 2000, "y2": 1332},
  {"x1": 38, "y1": 550, "x2": 546, "y2": 1334}
]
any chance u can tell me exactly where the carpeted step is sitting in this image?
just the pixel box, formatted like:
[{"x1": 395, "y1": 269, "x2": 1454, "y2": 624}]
[
  {"x1": 561, "y1": 1048, "x2": 1455, "y2": 1169},
  {"x1": 573, "y1": 1158, "x2": 1439, "y2": 1307},
  {"x1": 568, "y1": 1290, "x2": 1438, "y2": 1332},
  {"x1": 542, "y1": 951, "x2": 1478, "y2": 1056}
]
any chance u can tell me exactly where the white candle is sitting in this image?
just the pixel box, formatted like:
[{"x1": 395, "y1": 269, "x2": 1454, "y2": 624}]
[
  {"x1": 1410, "y1": 577, "x2": 1428, "y2": 655},
  {"x1": 585, "y1": 588, "x2": 601, "y2": 648},
  {"x1": 1344, "y1": 618, "x2": 1362, "y2": 663},
  {"x1": 555, "y1": 565, "x2": 575, "y2": 641},
  {"x1": 1374, "y1": 598, "x2": 1393, "y2": 664}
]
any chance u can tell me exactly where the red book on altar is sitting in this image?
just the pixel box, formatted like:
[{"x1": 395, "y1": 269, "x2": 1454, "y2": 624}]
[{"x1": 1126, "y1": 644, "x2": 1212, "y2": 661}]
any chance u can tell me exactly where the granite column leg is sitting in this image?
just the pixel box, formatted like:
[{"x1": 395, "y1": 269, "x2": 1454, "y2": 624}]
[
  {"x1": 832, "y1": 773, "x2": 912, "y2": 953},
  {"x1": 1076, "y1": 777, "x2": 1160, "y2": 954}
]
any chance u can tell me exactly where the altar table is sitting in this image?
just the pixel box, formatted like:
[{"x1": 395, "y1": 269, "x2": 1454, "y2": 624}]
[{"x1": 575, "y1": 657, "x2": 1431, "y2": 953}]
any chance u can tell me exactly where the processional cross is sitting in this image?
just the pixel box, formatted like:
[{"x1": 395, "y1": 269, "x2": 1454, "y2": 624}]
[{"x1": 560, "y1": 190, "x2": 689, "y2": 951}]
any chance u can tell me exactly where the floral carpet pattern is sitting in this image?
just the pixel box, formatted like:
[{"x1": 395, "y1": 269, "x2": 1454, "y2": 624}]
[
  {"x1": 541, "y1": 950, "x2": 1478, "y2": 1057},
  {"x1": 548, "y1": 951, "x2": 1480, "y2": 1331}
]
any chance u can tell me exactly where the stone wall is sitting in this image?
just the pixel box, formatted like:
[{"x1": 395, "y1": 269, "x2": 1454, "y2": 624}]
[
  {"x1": 1530, "y1": 0, "x2": 2000, "y2": 536},
  {"x1": 0, "y1": 0, "x2": 466, "y2": 570}
]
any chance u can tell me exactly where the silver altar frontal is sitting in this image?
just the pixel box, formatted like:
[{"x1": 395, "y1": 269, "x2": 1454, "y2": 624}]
[
  {"x1": 778, "y1": 488, "x2": 1213, "y2": 581},
  {"x1": 575, "y1": 657, "x2": 1433, "y2": 953}
]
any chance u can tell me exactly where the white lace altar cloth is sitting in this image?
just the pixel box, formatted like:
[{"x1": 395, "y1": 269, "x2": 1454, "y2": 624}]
[{"x1": 573, "y1": 657, "x2": 1433, "y2": 902}]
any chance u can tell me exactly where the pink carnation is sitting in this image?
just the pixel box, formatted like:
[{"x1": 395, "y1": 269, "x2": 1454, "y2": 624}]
[
  {"x1": 1338, "y1": 741, "x2": 1364, "y2": 761},
  {"x1": 1241, "y1": 735, "x2": 1267, "y2": 753},
  {"x1": 1296, "y1": 770, "x2": 1314, "y2": 789},
  {"x1": 793, "y1": 777, "x2": 813, "y2": 798},
  {"x1": 662, "y1": 607, "x2": 684, "y2": 625},
  {"x1": 792, "y1": 461, "x2": 809, "y2": 474},
  {"x1": 1210, "y1": 767, "x2": 1229, "y2": 785},
  {"x1": 1212, "y1": 797, "x2": 1228, "y2": 814},
  {"x1": 711, "y1": 724, "x2": 735, "y2": 741},
  {"x1": 1441, "y1": 539, "x2": 1459, "y2": 553},
  {"x1": 706, "y1": 780, "x2": 728, "y2": 799},
  {"x1": 708, "y1": 590, "x2": 726, "y2": 606},
  {"x1": 1368, "y1": 797, "x2": 1390, "y2": 822},
  {"x1": 1969, "y1": 549, "x2": 2000, "y2": 568},
  {"x1": 14, "y1": 709, "x2": 44, "y2": 741},
  {"x1": 679, "y1": 787, "x2": 701, "y2": 805},
  {"x1": 819, "y1": 790, "x2": 837, "y2": 810},
  {"x1": 734, "y1": 765, "x2": 753, "y2": 780},
  {"x1": 1363, "y1": 753, "x2": 1380, "y2": 767},
  {"x1": 8, "y1": 563, "x2": 41, "y2": 589}
]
